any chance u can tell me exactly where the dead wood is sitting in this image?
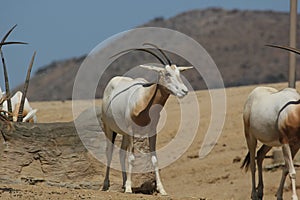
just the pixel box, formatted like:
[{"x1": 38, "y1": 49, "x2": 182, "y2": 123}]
[{"x1": 0, "y1": 106, "x2": 155, "y2": 193}]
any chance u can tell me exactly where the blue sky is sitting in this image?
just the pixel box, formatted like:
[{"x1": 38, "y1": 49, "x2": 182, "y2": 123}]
[{"x1": 0, "y1": 0, "x2": 298, "y2": 89}]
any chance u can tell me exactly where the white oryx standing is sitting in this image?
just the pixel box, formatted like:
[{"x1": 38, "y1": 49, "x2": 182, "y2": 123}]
[
  {"x1": 242, "y1": 45, "x2": 300, "y2": 200},
  {"x1": 101, "y1": 44, "x2": 193, "y2": 195}
]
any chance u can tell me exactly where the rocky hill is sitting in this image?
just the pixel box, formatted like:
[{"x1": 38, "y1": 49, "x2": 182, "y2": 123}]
[{"x1": 16, "y1": 8, "x2": 300, "y2": 101}]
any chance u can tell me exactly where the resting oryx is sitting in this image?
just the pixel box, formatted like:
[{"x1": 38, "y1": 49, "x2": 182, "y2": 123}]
[
  {"x1": 101, "y1": 44, "x2": 193, "y2": 195},
  {"x1": 241, "y1": 45, "x2": 300, "y2": 200},
  {"x1": 0, "y1": 25, "x2": 37, "y2": 123},
  {"x1": 1, "y1": 89, "x2": 37, "y2": 123}
]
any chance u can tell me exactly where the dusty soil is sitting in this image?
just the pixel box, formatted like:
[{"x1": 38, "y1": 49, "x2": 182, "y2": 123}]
[{"x1": 1, "y1": 82, "x2": 300, "y2": 199}]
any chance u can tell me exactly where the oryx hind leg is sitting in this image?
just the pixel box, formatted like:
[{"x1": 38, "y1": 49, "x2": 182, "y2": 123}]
[
  {"x1": 120, "y1": 135, "x2": 129, "y2": 189},
  {"x1": 102, "y1": 130, "x2": 117, "y2": 191},
  {"x1": 256, "y1": 144, "x2": 272, "y2": 199}
]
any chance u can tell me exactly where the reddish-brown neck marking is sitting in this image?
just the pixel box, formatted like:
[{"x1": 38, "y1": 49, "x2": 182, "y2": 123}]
[
  {"x1": 279, "y1": 105, "x2": 300, "y2": 145},
  {"x1": 131, "y1": 84, "x2": 170, "y2": 127}
]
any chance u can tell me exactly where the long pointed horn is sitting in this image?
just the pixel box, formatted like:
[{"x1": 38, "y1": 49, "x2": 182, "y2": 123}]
[
  {"x1": 0, "y1": 41, "x2": 27, "y2": 46},
  {"x1": 0, "y1": 41, "x2": 28, "y2": 102},
  {"x1": 0, "y1": 25, "x2": 27, "y2": 121},
  {"x1": 1, "y1": 24, "x2": 17, "y2": 44},
  {"x1": 110, "y1": 48, "x2": 166, "y2": 65},
  {"x1": 143, "y1": 43, "x2": 172, "y2": 65},
  {"x1": 266, "y1": 44, "x2": 300, "y2": 55},
  {"x1": 0, "y1": 49, "x2": 11, "y2": 119},
  {"x1": 0, "y1": 24, "x2": 17, "y2": 120},
  {"x1": 17, "y1": 51, "x2": 36, "y2": 122}
]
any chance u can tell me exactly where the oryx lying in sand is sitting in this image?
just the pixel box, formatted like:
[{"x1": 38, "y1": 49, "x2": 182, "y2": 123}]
[
  {"x1": 0, "y1": 25, "x2": 37, "y2": 123},
  {"x1": 1, "y1": 89, "x2": 37, "y2": 123},
  {"x1": 241, "y1": 45, "x2": 300, "y2": 200},
  {"x1": 101, "y1": 44, "x2": 193, "y2": 195}
]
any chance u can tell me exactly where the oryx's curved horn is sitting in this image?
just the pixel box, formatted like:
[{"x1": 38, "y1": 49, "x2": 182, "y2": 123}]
[
  {"x1": 0, "y1": 25, "x2": 17, "y2": 120},
  {"x1": 0, "y1": 25, "x2": 27, "y2": 48},
  {"x1": 17, "y1": 51, "x2": 36, "y2": 122},
  {"x1": 143, "y1": 43, "x2": 172, "y2": 65},
  {"x1": 110, "y1": 48, "x2": 166, "y2": 65},
  {"x1": 0, "y1": 49, "x2": 11, "y2": 119},
  {"x1": 1, "y1": 24, "x2": 17, "y2": 44},
  {"x1": 0, "y1": 25, "x2": 27, "y2": 121},
  {"x1": 266, "y1": 44, "x2": 300, "y2": 55},
  {"x1": 0, "y1": 41, "x2": 28, "y2": 46}
]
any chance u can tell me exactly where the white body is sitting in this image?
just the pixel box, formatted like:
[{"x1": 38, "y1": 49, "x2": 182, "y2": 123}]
[
  {"x1": 1, "y1": 90, "x2": 37, "y2": 123},
  {"x1": 102, "y1": 77, "x2": 159, "y2": 136},
  {"x1": 101, "y1": 64, "x2": 192, "y2": 195},
  {"x1": 243, "y1": 86, "x2": 300, "y2": 200},
  {"x1": 246, "y1": 87, "x2": 300, "y2": 146}
]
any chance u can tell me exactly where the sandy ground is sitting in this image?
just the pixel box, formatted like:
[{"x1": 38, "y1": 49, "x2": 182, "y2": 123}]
[{"x1": 1, "y1": 82, "x2": 300, "y2": 199}]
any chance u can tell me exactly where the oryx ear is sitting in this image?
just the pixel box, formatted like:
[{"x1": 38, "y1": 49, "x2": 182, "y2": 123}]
[
  {"x1": 177, "y1": 66, "x2": 194, "y2": 71},
  {"x1": 139, "y1": 64, "x2": 164, "y2": 72}
]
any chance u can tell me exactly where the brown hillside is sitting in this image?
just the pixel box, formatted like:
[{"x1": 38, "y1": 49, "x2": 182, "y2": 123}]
[{"x1": 16, "y1": 8, "x2": 300, "y2": 101}]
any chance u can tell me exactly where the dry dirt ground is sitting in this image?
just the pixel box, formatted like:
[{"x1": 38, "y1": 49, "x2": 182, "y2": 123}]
[{"x1": 1, "y1": 82, "x2": 300, "y2": 199}]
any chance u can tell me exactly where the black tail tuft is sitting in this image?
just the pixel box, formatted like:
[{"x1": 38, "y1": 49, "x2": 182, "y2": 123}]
[{"x1": 241, "y1": 151, "x2": 250, "y2": 172}]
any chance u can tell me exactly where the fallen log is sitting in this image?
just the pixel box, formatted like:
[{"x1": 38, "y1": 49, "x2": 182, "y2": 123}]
[{"x1": 0, "y1": 118, "x2": 102, "y2": 189}]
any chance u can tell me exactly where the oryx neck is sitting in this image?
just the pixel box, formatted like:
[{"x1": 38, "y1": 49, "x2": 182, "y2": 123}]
[{"x1": 154, "y1": 84, "x2": 170, "y2": 106}]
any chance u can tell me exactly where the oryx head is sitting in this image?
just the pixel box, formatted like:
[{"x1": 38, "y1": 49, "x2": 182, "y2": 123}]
[
  {"x1": 113, "y1": 43, "x2": 193, "y2": 98},
  {"x1": 140, "y1": 63, "x2": 192, "y2": 98}
]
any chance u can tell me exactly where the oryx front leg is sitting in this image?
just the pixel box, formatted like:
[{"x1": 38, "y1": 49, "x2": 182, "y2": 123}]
[
  {"x1": 256, "y1": 145, "x2": 272, "y2": 199},
  {"x1": 149, "y1": 135, "x2": 167, "y2": 195},
  {"x1": 276, "y1": 165, "x2": 288, "y2": 200},
  {"x1": 282, "y1": 144, "x2": 298, "y2": 200},
  {"x1": 276, "y1": 144, "x2": 299, "y2": 200},
  {"x1": 124, "y1": 137, "x2": 135, "y2": 193}
]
